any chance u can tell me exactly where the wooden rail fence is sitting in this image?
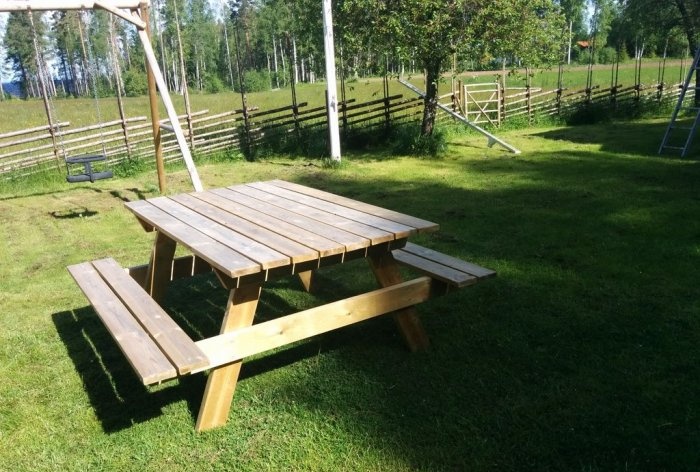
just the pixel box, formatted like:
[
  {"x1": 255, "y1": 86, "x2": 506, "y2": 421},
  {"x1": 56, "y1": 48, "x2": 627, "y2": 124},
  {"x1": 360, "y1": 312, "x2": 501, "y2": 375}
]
[
  {"x1": 0, "y1": 93, "x2": 424, "y2": 178},
  {"x1": 1, "y1": 77, "x2": 691, "y2": 178},
  {"x1": 444, "y1": 79, "x2": 691, "y2": 126}
]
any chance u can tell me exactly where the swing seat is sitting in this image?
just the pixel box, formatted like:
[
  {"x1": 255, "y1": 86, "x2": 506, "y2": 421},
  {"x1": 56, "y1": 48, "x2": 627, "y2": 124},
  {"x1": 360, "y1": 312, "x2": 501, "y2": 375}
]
[{"x1": 66, "y1": 154, "x2": 113, "y2": 183}]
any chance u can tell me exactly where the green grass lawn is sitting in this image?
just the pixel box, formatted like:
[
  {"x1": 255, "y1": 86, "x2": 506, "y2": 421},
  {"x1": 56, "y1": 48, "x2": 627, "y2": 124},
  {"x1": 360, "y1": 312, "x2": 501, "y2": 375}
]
[{"x1": 1, "y1": 117, "x2": 699, "y2": 471}]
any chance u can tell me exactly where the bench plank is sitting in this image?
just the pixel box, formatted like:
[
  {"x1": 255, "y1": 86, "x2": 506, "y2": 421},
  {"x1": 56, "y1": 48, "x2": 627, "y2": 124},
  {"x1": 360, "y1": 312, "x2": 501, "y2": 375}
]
[
  {"x1": 400, "y1": 243, "x2": 496, "y2": 279},
  {"x1": 67, "y1": 262, "x2": 177, "y2": 385},
  {"x1": 91, "y1": 258, "x2": 209, "y2": 376},
  {"x1": 392, "y1": 243, "x2": 496, "y2": 288},
  {"x1": 392, "y1": 250, "x2": 477, "y2": 287}
]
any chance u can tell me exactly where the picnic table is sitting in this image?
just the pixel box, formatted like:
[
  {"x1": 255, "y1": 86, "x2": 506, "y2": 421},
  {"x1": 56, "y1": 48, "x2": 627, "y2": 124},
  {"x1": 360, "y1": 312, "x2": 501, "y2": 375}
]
[{"x1": 68, "y1": 179, "x2": 495, "y2": 431}]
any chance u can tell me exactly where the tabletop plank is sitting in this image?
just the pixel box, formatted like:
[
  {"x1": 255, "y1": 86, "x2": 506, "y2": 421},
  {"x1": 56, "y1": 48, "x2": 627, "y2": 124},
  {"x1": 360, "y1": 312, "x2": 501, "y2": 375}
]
[
  {"x1": 125, "y1": 200, "x2": 261, "y2": 278},
  {"x1": 268, "y1": 179, "x2": 439, "y2": 233},
  {"x1": 148, "y1": 196, "x2": 290, "y2": 270},
  {"x1": 210, "y1": 188, "x2": 372, "y2": 252},
  {"x1": 230, "y1": 184, "x2": 395, "y2": 244},
  {"x1": 247, "y1": 181, "x2": 418, "y2": 239},
  {"x1": 194, "y1": 190, "x2": 348, "y2": 256},
  {"x1": 171, "y1": 193, "x2": 319, "y2": 264}
]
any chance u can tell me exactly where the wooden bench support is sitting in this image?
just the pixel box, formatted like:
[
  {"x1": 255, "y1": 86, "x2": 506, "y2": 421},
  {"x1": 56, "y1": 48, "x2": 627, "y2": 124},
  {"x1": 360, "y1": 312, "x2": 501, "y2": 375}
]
[
  {"x1": 195, "y1": 276, "x2": 433, "y2": 371},
  {"x1": 68, "y1": 245, "x2": 494, "y2": 431},
  {"x1": 68, "y1": 258, "x2": 208, "y2": 386},
  {"x1": 196, "y1": 284, "x2": 262, "y2": 432},
  {"x1": 368, "y1": 251, "x2": 430, "y2": 352}
]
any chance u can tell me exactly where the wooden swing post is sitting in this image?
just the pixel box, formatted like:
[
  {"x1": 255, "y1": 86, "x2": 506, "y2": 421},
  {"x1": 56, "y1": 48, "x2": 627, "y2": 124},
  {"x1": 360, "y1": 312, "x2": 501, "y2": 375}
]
[{"x1": 1, "y1": 0, "x2": 203, "y2": 193}]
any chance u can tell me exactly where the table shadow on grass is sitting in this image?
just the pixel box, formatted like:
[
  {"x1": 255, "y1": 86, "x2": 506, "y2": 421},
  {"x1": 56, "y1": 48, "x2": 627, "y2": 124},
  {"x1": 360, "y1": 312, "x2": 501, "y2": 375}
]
[
  {"x1": 533, "y1": 120, "x2": 700, "y2": 158},
  {"x1": 280, "y1": 169, "x2": 700, "y2": 471},
  {"x1": 52, "y1": 271, "x2": 361, "y2": 433}
]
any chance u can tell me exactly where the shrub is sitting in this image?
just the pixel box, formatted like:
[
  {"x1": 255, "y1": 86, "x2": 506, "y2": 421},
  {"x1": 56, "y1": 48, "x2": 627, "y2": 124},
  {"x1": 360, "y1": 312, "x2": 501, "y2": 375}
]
[
  {"x1": 123, "y1": 69, "x2": 148, "y2": 97},
  {"x1": 388, "y1": 124, "x2": 447, "y2": 157},
  {"x1": 597, "y1": 46, "x2": 619, "y2": 64},
  {"x1": 235, "y1": 70, "x2": 271, "y2": 93},
  {"x1": 204, "y1": 73, "x2": 226, "y2": 94}
]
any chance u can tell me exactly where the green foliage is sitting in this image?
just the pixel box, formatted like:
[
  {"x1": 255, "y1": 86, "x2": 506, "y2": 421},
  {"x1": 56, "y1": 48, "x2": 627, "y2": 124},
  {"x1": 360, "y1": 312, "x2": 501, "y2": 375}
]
[
  {"x1": 597, "y1": 46, "x2": 619, "y2": 64},
  {"x1": 111, "y1": 156, "x2": 149, "y2": 177},
  {"x1": 203, "y1": 73, "x2": 226, "y2": 94},
  {"x1": 122, "y1": 69, "x2": 148, "y2": 97},
  {"x1": 239, "y1": 70, "x2": 272, "y2": 93},
  {"x1": 387, "y1": 123, "x2": 447, "y2": 156}
]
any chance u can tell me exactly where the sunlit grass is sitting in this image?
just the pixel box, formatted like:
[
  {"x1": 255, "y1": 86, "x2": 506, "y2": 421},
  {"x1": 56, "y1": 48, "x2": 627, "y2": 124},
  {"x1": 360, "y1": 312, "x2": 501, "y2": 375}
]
[{"x1": 1, "y1": 115, "x2": 700, "y2": 470}]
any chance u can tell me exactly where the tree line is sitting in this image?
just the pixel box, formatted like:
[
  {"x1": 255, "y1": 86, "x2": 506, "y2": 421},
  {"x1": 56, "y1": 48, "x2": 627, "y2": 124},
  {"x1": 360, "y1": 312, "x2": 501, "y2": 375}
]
[{"x1": 2, "y1": 1, "x2": 700, "y2": 133}]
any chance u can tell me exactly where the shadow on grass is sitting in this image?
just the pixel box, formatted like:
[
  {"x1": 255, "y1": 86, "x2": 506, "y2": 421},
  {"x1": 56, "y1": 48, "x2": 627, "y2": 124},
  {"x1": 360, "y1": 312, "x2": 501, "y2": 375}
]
[
  {"x1": 52, "y1": 271, "x2": 360, "y2": 433},
  {"x1": 52, "y1": 149, "x2": 700, "y2": 468},
  {"x1": 533, "y1": 120, "x2": 700, "y2": 158},
  {"x1": 278, "y1": 155, "x2": 700, "y2": 470}
]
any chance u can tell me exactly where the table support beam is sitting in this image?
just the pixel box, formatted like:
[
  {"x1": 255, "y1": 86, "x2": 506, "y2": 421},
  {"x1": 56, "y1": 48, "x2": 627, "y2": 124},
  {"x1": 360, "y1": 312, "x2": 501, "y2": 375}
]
[
  {"x1": 195, "y1": 276, "x2": 433, "y2": 372},
  {"x1": 297, "y1": 270, "x2": 315, "y2": 293},
  {"x1": 146, "y1": 231, "x2": 176, "y2": 303},
  {"x1": 368, "y1": 252, "x2": 430, "y2": 352},
  {"x1": 196, "y1": 283, "x2": 262, "y2": 432}
]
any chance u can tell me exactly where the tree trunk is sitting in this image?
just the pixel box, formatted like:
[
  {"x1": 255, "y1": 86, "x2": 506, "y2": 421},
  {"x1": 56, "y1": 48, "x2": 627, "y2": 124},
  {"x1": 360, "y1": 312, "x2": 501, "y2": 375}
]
[{"x1": 421, "y1": 63, "x2": 440, "y2": 136}]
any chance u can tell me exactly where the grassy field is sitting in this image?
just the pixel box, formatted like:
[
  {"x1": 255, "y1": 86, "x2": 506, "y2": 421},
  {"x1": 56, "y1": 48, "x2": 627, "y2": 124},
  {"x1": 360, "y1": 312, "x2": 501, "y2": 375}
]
[
  {"x1": 0, "y1": 59, "x2": 688, "y2": 134},
  {"x1": 1, "y1": 115, "x2": 699, "y2": 471}
]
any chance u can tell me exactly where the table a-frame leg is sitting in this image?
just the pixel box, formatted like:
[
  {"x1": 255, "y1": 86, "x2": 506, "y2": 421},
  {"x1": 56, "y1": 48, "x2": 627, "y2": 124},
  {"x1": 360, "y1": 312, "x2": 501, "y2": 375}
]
[
  {"x1": 145, "y1": 231, "x2": 176, "y2": 303},
  {"x1": 297, "y1": 270, "x2": 315, "y2": 293},
  {"x1": 368, "y1": 251, "x2": 430, "y2": 352},
  {"x1": 195, "y1": 283, "x2": 262, "y2": 432}
]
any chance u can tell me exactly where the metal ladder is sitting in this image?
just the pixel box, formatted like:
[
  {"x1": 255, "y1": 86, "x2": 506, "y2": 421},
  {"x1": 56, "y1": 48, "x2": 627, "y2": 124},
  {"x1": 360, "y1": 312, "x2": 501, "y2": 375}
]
[{"x1": 659, "y1": 48, "x2": 700, "y2": 157}]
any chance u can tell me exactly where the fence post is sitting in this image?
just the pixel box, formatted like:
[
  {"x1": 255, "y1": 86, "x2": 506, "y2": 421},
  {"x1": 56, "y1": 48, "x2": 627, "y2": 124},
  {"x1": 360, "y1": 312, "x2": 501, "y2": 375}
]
[
  {"x1": 500, "y1": 73, "x2": 507, "y2": 122},
  {"x1": 556, "y1": 64, "x2": 563, "y2": 116},
  {"x1": 526, "y1": 68, "x2": 532, "y2": 124},
  {"x1": 464, "y1": 83, "x2": 469, "y2": 120},
  {"x1": 383, "y1": 74, "x2": 390, "y2": 131}
]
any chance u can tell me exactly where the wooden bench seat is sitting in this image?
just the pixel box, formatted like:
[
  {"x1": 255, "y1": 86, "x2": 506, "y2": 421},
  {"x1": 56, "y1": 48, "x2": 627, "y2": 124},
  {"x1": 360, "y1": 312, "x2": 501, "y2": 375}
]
[
  {"x1": 67, "y1": 258, "x2": 209, "y2": 385},
  {"x1": 392, "y1": 242, "x2": 496, "y2": 289}
]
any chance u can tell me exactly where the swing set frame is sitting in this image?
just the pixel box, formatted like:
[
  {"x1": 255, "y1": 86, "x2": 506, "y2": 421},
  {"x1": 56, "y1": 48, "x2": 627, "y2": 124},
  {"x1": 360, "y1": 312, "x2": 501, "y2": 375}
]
[{"x1": 2, "y1": 1, "x2": 203, "y2": 193}]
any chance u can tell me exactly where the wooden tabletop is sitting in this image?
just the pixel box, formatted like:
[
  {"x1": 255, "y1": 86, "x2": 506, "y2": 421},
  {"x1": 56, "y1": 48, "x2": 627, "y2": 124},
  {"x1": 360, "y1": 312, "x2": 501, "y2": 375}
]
[{"x1": 125, "y1": 180, "x2": 439, "y2": 279}]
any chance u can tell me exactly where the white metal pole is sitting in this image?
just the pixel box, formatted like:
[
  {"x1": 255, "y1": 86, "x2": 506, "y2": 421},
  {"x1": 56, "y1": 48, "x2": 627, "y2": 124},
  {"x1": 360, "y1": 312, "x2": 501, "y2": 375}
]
[{"x1": 322, "y1": 0, "x2": 341, "y2": 162}]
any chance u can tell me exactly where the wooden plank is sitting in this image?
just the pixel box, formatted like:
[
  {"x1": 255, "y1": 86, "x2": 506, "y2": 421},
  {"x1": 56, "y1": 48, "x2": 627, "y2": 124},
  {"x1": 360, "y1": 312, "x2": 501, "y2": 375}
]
[
  {"x1": 269, "y1": 179, "x2": 439, "y2": 233},
  {"x1": 124, "y1": 199, "x2": 261, "y2": 278},
  {"x1": 67, "y1": 262, "x2": 177, "y2": 385},
  {"x1": 91, "y1": 258, "x2": 209, "y2": 375},
  {"x1": 195, "y1": 277, "x2": 433, "y2": 370},
  {"x1": 247, "y1": 181, "x2": 417, "y2": 239},
  {"x1": 171, "y1": 193, "x2": 319, "y2": 264},
  {"x1": 400, "y1": 242, "x2": 496, "y2": 279},
  {"x1": 230, "y1": 184, "x2": 394, "y2": 245},
  {"x1": 392, "y1": 250, "x2": 477, "y2": 288},
  {"x1": 193, "y1": 190, "x2": 345, "y2": 256},
  {"x1": 209, "y1": 188, "x2": 370, "y2": 252},
  {"x1": 148, "y1": 196, "x2": 291, "y2": 270}
]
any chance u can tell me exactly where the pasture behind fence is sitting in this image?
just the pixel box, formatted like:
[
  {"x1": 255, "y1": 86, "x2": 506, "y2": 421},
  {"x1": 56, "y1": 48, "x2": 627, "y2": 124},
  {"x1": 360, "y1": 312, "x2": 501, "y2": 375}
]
[{"x1": 1, "y1": 62, "x2": 694, "y2": 178}]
